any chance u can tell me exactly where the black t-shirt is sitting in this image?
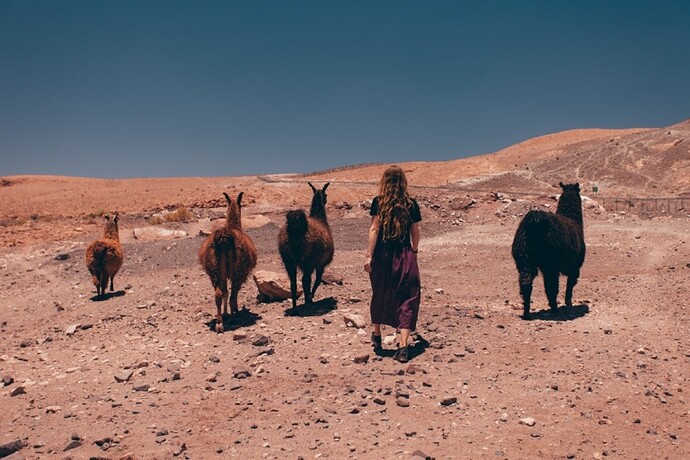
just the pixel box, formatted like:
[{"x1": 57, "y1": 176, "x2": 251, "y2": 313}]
[{"x1": 370, "y1": 196, "x2": 422, "y2": 246}]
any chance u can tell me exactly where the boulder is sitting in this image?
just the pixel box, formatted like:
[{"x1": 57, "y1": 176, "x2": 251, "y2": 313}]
[
  {"x1": 132, "y1": 227, "x2": 188, "y2": 241},
  {"x1": 253, "y1": 270, "x2": 302, "y2": 302}
]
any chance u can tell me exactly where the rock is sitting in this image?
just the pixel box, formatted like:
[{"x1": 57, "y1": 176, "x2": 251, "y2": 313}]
[
  {"x1": 411, "y1": 450, "x2": 433, "y2": 460},
  {"x1": 396, "y1": 397, "x2": 410, "y2": 407},
  {"x1": 132, "y1": 226, "x2": 187, "y2": 240},
  {"x1": 253, "y1": 270, "x2": 301, "y2": 302},
  {"x1": 63, "y1": 439, "x2": 82, "y2": 451},
  {"x1": 519, "y1": 417, "x2": 536, "y2": 427},
  {"x1": 55, "y1": 253, "x2": 70, "y2": 261},
  {"x1": 133, "y1": 384, "x2": 150, "y2": 392},
  {"x1": 45, "y1": 406, "x2": 61, "y2": 413},
  {"x1": 0, "y1": 439, "x2": 27, "y2": 457},
  {"x1": 252, "y1": 335, "x2": 269, "y2": 347},
  {"x1": 114, "y1": 371, "x2": 134, "y2": 383},
  {"x1": 208, "y1": 355, "x2": 220, "y2": 363},
  {"x1": 349, "y1": 296, "x2": 363, "y2": 303},
  {"x1": 373, "y1": 397, "x2": 386, "y2": 405},
  {"x1": 19, "y1": 339, "x2": 33, "y2": 348},
  {"x1": 322, "y1": 271, "x2": 343, "y2": 285},
  {"x1": 440, "y1": 397, "x2": 457, "y2": 406},
  {"x1": 233, "y1": 367, "x2": 251, "y2": 379},
  {"x1": 10, "y1": 386, "x2": 25, "y2": 397},
  {"x1": 2, "y1": 375, "x2": 14, "y2": 387},
  {"x1": 65, "y1": 324, "x2": 80, "y2": 336},
  {"x1": 342, "y1": 313, "x2": 366, "y2": 329},
  {"x1": 353, "y1": 354, "x2": 370, "y2": 364},
  {"x1": 247, "y1": 347, "x2": 274, "y2": 358}
]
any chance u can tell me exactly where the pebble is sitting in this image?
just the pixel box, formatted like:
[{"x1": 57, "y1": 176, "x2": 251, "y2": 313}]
[
  {"x1": 396, "y1": 397, "x2": 410, "y2": 407},
  {"x1": 115, "y1": 371, "x2": 134, "y2": 383},
  {"x1": 353, "y1": 354, "x2": 370, "y2": 364},
  {"x1": 45, "y1": 406, "x2": 61, "y2": 413},
  {"x1": 519, "y1": 417, "x2": 536, "y2": 427},
  {"x1": 65, "y1": 324, "x2": 80, "y2": 336},
  {"x1": 440, "y1": 397, "x2": 457, "y2": 406},
  {"x1": 10, "y1": 386, "x2": 26, "y2": 397},
  {"x1": 233, "y1": 367, "x2": 252, "y2": 379}
]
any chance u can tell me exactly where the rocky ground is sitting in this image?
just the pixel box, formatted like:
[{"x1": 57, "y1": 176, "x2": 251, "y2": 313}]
[{"x1": 1, "y1": 185, "x2": 689, "y2": 460}]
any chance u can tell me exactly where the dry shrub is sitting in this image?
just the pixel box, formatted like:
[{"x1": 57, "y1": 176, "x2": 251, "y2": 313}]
[{"x1": 149, "y1": 207, "x2": 193, "y2": 224}]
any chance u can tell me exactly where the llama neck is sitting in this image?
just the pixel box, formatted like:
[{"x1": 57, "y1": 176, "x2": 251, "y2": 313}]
[
  {"x1": 226, "y1": 207, "x2": 242, "y2": 230},
  {"x1": 104, "y1": 226, "x2": 119, "y2": 241},
  {"x1": 310, "y1": 197, "x2": 327, "y2": 221},
  {"x1": 557, "y1": 195, "x2": 583, "y2": 226}
]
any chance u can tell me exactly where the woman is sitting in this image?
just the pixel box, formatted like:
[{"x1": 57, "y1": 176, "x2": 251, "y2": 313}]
[{"x1": 364, "y1": 165, "x2": 421, "y2": 363}]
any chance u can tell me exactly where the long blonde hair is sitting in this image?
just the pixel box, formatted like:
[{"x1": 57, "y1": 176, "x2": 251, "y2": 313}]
[{"x1": 377, "y1": 165, "x2": 412, "y2": 242}]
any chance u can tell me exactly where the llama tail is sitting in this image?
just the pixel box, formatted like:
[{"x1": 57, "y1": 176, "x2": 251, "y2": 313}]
[
  {"x1": 90, "y1": 241, "x2": 110, "y2": 287},
  {"x1": 213, "y1": 228, "x2": 235, "y2": 278},
  {"x1": 286, "y1": 209, "x2": 308, "y2": 253},
  {"x1": 512, "y1": 210, "x2": 550, "y2": 267}
]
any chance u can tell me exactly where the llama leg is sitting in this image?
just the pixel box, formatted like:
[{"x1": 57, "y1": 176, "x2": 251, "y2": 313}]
[
  {"x1": 543, "y1": 270, "x2": 559, "y2": 315},
  {"x1": 286, "y1": 264, "x2": 298, "y2": 309},
  {"x1": 100, "y1": 275, "x2": 108, "y2": 298},
  {"x1": 109, "y1": 275, "x2": 115, "y2": 292},
  {"x1": 229, "y1": 280, "x2": 240, "y2": 315},
  {"x1": 214, "y1": 279, "x2": 228, "y2": 333},
  {"x1": 518, "y1": 270, "x2": 535, "y2": 319},
  {"x1": 311, "y1": 267, "x2": 324, "y2": 300},
  {"x1": 565, "y1": 271, "x2": 579, "y2": 307},
  {"x1": 302, "y1": 270, "x2": 313, "y2": 306}
]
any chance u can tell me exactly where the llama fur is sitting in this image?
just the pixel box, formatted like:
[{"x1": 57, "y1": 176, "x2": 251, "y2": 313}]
[
  {"x1": 85, "y1": 213, "x2": 123, "y2": 298},
  {"x1": 199, "y1": 192, "x2": 257, "y2": 332},
  {"x1": 511, "y1": 182, "x2": 586, "y2": 319},
  {"x1": 278, "y1": 182, "x2": 334, "y2": 309}
]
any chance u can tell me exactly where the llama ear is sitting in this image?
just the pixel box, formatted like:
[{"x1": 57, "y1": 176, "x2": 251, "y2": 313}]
[
  {"x1": 237, "y1": 192, "x2": 244, "y2": 206},
  {"x1": 323, "y1": 182, "x2": 330, "y2": 192},
  {"x1": 223, "y1": 192, "x2": 232, "y2": 205},
  {"x1": 308, "y1": 182, "x2": 317, "y2": 193}
]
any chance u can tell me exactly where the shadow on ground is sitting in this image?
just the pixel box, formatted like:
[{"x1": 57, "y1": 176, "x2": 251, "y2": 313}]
[
  {"x1": 90, "y1": 290, "x2": 126, "y2": 302},
  {"x1": 285, "y1": 297, "x2": 338, "y2": 317},
  {"x1": 525, "y1": 303, "x2": 590, "y2": 322},
  {"x1": 207, "y1": 309, "x2": 262, "y2": 332}
]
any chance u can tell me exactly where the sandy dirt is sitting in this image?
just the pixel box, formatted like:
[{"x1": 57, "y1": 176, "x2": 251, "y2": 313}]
[{"x1": 1, "y1": 123, "x2": 690, "y2": 459}]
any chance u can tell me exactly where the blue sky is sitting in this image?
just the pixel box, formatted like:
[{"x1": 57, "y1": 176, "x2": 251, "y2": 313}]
[{"x1": 2, "y1": 1, "x2": 689, "y2": 178}]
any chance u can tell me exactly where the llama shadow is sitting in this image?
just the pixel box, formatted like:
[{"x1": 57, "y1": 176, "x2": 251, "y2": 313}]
[
  {"x1": 374, "y1": 332, "x2": 430, "y2": 362},
  {"x1": 285, "y1": 297, "x2": 338, "y2": 317},
  {"x1": 525, "y1": 303, "x2": 590, "y2": 322},
  {"x1": 90, "y1": 290, "x2": 126, "y2": 302},
  {"x1": 208, "y1": 309, "x2": 261, "y2": 332}
]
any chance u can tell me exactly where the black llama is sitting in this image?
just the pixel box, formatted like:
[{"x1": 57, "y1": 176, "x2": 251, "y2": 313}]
[
  {"x1": 511, "y1": 182, "x2": 586, "y2": 319},
  {"x1": 278, "y1": 182, "x2": 334, "y2": 309}
]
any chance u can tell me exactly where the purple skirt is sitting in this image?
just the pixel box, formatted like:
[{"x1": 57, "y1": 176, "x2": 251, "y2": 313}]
[{"x1": 369, "y1": 244, "x2": 420, "y2": 330}]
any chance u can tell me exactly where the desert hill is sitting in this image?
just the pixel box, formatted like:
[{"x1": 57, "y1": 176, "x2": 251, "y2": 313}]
[{"x1": 0, "y1": 118, "x2": 688, "y2": 248}]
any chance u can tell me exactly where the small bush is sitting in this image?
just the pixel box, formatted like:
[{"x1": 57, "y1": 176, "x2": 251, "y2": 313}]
[{"x1": 149, "y1": 207, "x2": 194, "y2": 224}]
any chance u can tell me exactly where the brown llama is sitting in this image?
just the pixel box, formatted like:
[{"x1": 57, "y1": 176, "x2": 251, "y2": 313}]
[
  {"x1": 511, "y1": 182, "x2": 586, "y2": 319},
  {"x1": 85, "y1": 213, "x2": 124, "y2": 298},
  {"x1": 278, "y1": 182, "x2": 334, "y2": 309},
  {"x1": 199, "y1": 192, "x2": 257, "y2": 332}
]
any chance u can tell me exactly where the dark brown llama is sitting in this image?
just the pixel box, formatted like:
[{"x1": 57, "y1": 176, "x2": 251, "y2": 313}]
[
  {"x1": 199, "y1": 192, "x2": 257, "y2": 332},
  {"x1": 278, "y1": 182, "x2": 334, "y2": 309},
  {"x1": 511, "y1": 182, "x2": 586, "y2": 319},
  {"x1": 85, "y1": 213, "x2": 124, "y2": 298}
]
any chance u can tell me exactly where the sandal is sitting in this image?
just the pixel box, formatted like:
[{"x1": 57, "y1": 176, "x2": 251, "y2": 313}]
[
  {"x1": 371, "y1": 333, "x2": 383, "y2": 353},
  {"x1": 393, "y1": 345, "x2": 409, "y2": 363}
]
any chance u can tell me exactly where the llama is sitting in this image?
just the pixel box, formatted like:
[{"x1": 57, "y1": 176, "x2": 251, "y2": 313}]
[
  {"x1": 199, "y1": 192, "x2": 257, "y2": 333},
  {"x1": 511, "y1": 182, "x2": 586, "y2": 319},
  {"x1": 278, "y1": 182, "x2": 334, "y2": 309},
  {"x1": 85, "y1": 213, "x2": 123, "y2": 298}
]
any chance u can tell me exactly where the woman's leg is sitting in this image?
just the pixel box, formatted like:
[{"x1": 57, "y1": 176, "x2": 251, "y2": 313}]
[{"x1": 399, "y1": 328, "x2": 410, "y2": 348}]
